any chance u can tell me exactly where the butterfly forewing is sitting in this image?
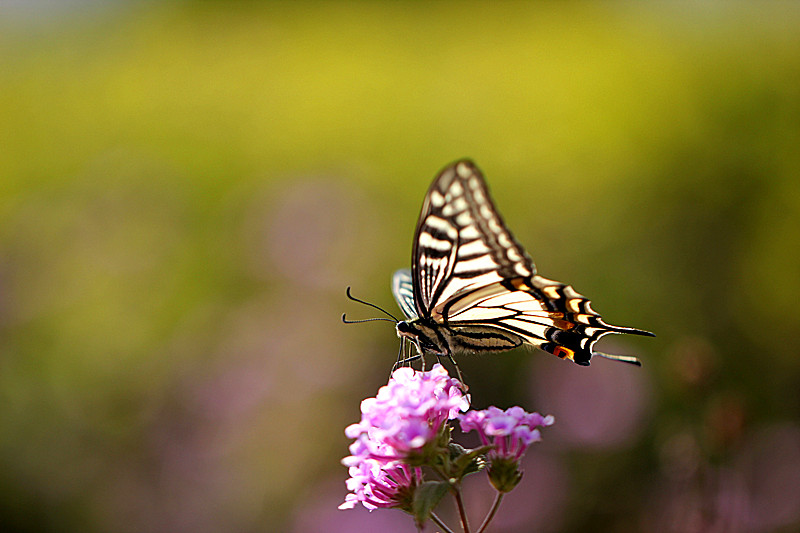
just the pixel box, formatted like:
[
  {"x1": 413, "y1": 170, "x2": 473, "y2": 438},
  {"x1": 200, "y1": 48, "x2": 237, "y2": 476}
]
[{"x1": 411, "y1": 160, "x2": 535, "y2": 318}]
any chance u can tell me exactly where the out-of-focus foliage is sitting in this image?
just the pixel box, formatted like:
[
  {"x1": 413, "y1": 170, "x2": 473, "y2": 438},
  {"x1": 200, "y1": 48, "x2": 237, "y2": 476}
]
[{"x1": 1, "y1": 2, "x2": 799, "y2": 532}]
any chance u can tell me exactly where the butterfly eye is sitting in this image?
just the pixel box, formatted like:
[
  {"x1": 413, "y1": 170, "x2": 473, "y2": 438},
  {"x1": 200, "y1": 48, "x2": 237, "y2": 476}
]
[{"x1": 396, "y1": 322, "x2": 413, "y2": 334}]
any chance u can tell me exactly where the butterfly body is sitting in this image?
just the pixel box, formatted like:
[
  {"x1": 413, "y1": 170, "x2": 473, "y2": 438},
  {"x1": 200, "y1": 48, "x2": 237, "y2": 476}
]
[{"x1": 391, "y1": 160, "x2": 653, "y2": 368}]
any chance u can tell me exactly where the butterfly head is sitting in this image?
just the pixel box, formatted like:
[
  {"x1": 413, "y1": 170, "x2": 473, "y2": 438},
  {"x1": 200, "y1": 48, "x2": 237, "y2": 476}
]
[{"x1": 396, "y1": 319, "x2": 449, "y2": 357}]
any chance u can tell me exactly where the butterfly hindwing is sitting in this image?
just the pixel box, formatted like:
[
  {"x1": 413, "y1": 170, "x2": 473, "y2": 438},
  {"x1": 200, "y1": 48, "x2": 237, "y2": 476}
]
[
  {"x1": 391, "y1": 269, "x2": 418, "y2": 320},
  {"x1": 440, "y1": 275, "x2": 650, "y2": 365}
]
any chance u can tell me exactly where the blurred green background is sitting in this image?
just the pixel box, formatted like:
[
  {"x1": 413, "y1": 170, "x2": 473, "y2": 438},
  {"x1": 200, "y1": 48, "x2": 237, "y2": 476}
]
[{"x1": 2, "y1": 2, "x2": 799, "y2": 532}]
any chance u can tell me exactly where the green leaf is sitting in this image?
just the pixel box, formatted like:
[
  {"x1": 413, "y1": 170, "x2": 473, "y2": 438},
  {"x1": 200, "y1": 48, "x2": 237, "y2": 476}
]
[
  {"x1": 412, "y1": 480, "x2": 450, "y2": 527},
  {"x1": 451, "y1": 444, "x2": 493, "y2": 477}
]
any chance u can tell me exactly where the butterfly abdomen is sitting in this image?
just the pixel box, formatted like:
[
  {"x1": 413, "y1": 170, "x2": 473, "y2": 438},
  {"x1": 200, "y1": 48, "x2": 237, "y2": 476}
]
[
  {"x1": 448, "y1": 325, "x2": 524, "y2": 354},
  {"x1": 397, "y1": 318, "x2": 525, "y2": 358}
]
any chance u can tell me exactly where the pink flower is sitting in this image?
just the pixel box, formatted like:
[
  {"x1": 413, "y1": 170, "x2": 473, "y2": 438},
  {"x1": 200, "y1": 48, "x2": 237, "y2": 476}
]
[
  {"x1": 339, "y1": 459, "x2": 422, "y2": 511},
  {"x1": 459, "y1": 406, "x2": 554, "y2": 492},
  {"x1": 343, "y1": 364, "x2": 469, "y2": 465}
]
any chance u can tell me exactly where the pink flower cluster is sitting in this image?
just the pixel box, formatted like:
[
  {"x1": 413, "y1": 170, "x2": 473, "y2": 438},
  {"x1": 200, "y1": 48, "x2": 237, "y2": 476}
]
[
  {"x1": 459, "y1": 406, "x2": 554, "y2": 462},
  {"x1": 340, "y1": 364, "x2": 469, "y2": 510},
  {"x1": 344, "y1": 364, "x2": 469, "y2": 464}
]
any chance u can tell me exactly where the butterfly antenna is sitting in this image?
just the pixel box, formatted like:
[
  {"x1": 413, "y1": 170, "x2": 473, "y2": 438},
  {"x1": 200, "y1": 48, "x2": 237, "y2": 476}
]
[
  {"x1": 593, "y1": 351, "x2": 642, "y2": 367},
  {"x1": 341, "y1": 314, "x2": 396, "y2": 324},
  {"x1": 344, "y1": 287, "x2": 399, "y2": 322}
]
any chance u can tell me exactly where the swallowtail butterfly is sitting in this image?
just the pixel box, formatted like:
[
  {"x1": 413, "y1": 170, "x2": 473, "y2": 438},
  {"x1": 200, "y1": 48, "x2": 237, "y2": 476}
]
[{"x1": 390, "y1": 159, "x2": 653, "y2": 369}]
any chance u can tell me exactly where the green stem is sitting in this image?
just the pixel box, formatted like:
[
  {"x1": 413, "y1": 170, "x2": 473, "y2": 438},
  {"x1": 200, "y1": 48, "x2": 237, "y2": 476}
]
[
  {"x1": 475, "y1": 491, "x2": 504, "y2": 533},
  {"x1": 453, "y1": 486, "x2": 471, "y2": 533},
  {"x1": 430, "y1": 512, "x2": 456, "y2": 533}
]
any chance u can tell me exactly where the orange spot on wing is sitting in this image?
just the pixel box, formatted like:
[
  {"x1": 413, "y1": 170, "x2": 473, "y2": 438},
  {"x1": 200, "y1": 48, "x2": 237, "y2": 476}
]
[
  {"x1": 553, "y1": 346, "x2": 575, "y2": 360},
  {"x1": 510, "y1": 278, "x2": 529, "y2": 290}
]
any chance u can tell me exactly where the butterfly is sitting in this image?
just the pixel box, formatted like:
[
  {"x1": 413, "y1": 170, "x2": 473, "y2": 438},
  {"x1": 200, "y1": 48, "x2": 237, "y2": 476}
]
[{"x1": 387, "y1": 159, "x2": 653, "y2": 371}]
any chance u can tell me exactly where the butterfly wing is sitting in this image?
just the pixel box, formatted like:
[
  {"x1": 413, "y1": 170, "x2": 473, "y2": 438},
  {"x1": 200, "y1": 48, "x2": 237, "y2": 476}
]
[
  {"x1": 391, "y1": 268, "x2": 418, "y2": 320},
  {"x1": 411, "y1": 160, "x2": 535, "y2": 318},
  {"x1": 438, "y1": 276, "x2": 653, "y2": 365}
]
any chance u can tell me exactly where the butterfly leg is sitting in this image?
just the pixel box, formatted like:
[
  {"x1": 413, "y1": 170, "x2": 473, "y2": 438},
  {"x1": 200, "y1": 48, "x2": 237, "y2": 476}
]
[
  {"x1": 445, "y1": 353, "x2": 468, "y2": 393},
  {"x1": 393, "y1": 337, "x2": 407, "y2": 371},
  {"x1": 392, "y1": 338, "x2": 424, "y2": 374},
  {"x1": 413, "y1": 343, "x2": 427, "y2": 372}
]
